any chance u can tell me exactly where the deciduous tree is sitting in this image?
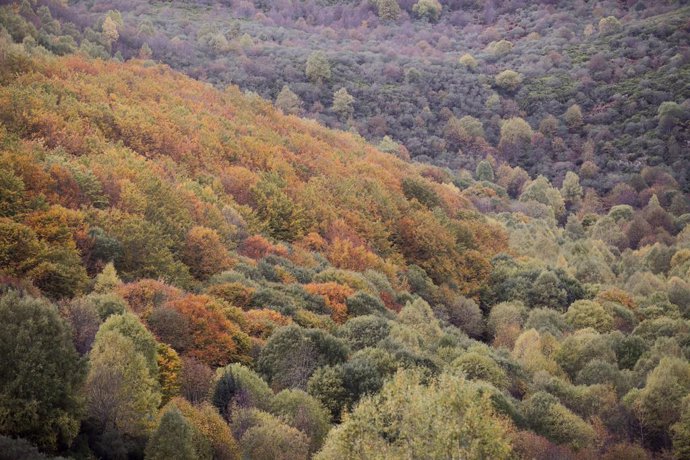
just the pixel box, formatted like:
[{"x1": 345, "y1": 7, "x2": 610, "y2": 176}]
[
  {"x1": 316, "y1": 370, "x2": 513, "y2": 459},
  {"x1": 0, "y1": 292, "x2": 85, "y2": 452},
  {"x1": 495, "y1": 69, "x2": 523, "y2": 92},
  {"x1": 305, "y1": 52, "x2": 331, "y2": 83},
  {"x1": 332, "y1": 88, "x2": 354, "y2": 121},
  {"x1": 275, "y1": 85, "x2": 302, "y2": 115},
  {"x1": 146, "y1": 407, "x2": 206, "y2": 460}
]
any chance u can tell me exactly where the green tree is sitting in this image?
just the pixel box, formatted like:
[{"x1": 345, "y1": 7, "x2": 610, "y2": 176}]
[
  {"x1": 338, "y1": 314, "x2": 390, "y2": 351},
  {"x1": 476, "y1": 160, "x2": 495, "y2": 181},
  {"x1": 345, "y1": 291, "x2": 387, "y2": 317},
  {"x1": 375, "y1": 0, "x2": 401, "y2": 21},
  {"x1": 565, "y1": 214, "x2": 586, "y2": 240},
  {"x1": 443, "y1": 296, "x2": 484, "y2": 338},
  {"x1": 211, "y1": 364, "x2": 273, "y2": 421},
  {"x1": 377, "y1": 136, "x2": 404, "y2": 158},
  {"x1": 85, "y1": 330, "x2": 161, "y2": 438},
  {"x1": 97, "y1": 209, "x2": 191, "y2": 286},
  {"x1": 560, "y1": 171, "x2": 583, "y2": 209},
  {"x1": 658, "y1": 101, "x2": 685, "y2": 132},
  {"x1": 87, "y1": 292, "x2": 127, "y2": 321},
  {"x1": 332, "y1": 88, "x2": 354, "y2": 121},
  {"x1": 525, "y1": 308, "x2": 569, "y2": 337},
  {"x1": 458, "y1": 115, "x2": 485, "y2": 139},
  {"x1": 499, "y1": 117, "x2": 533, "y2": 150},
  {"x1": 539, "y1": 114, "x2": 559, "y2": 136},
  {"x1": 487, "y1": 301, "x2": 526, "y2": 338},
  {"x1": 235, "y1": 409, "x2": 309, "y2": 460},
  {"x1": 486, "y1": 39, "x2": 514, "y2": 57},
  {"x1": 495, "y1": 69, "x2": 523, "y2": 92},
  {"x1": 0, "y1": 215, "x2": 88, "y2": 300},
  {"x1": 0, "y1": 291, "x2": 85, "y2": 452},
  {"x1": 486, "y1": 301, "x2": 527, "y2": 337},
  {"x1": 0, "y1": 218, "x2": 41, "y2": 278},
  {"x1": 101, "y1": 16, "x2": 119, "y2": 45},
  {"x1": 401, "y1": 177, "x2": 441, "y2": 209},
  {"x1": 251, "y1": 174, "x2": 307, "y2": 242},
  {"x1": 31, "y1": 244, "x2": 89, "y2": 300},
  {"x1": 0, "y1": 434, "x2": 61, "y2": 460},
  {"x1": 631, "y1": 357, "x2": 690, "y2": 440},
  {"x1": 145, "y1": 407, "x2": 206, "y2": 460},
  {"x1": 0, "y1": 165, "x2": 26, "y2": 217},
  {"x1": 565, "y1": 300, "x2": 613, "y2": 332},
  {"x1": 271, "y1": 389, "x2": 331, "y2": 453},
  {"x1": 316, "y1": 370, "x2": 513, "y2": 459},
  {"x1": 394, "y1": 297, "x2": 444, "y2": 346},
  {"x1": 522, "y1": 391, "x2": 596, "y2": 450},
  {"x1": 451, "y1": 351, "x2": 508, "y2": 389},
  {"x1": 258, "y1": 325, "x2": 348, "y2": 390},
  {"x1": 93, "y1": 261, "x2": 122, "y2": 293},
  {"x1": 672, "y1": 395, "x2": 690, "y2": 460},
  {"x1": 338, "y1": 348, "x2": 397, "y2": 414},
  {"x1": 412, "y1": 0, "x2": 442, "y2": 22},
  {"x1": 564, "y1": 104, "x2": 584, "y2": 129},
  {"x1": 519, "y1": 176, "x2": 565, "y2": 220},
  {"x1": 104, "y1": 9, "x2": 124, "y2": 27},
  {"x1": 97, "y1": 312, "x2": 159, "y2": 375},
  {"x1": 88, "y1": 226, "x2": 122, "y2": 266},
  {"x1": 275, "y1": 85, "x2": 302, "y2": 115},
  {"x1": 555, "y1": 331, "x2": 616, "y2": 380},
  {"x1": 305, "y1": 51, "x2": 331, "y2": 83},
  {"x1": 599, "y1": 16, "x2": 621, "y2": 34},
  {"x1": 307, "y1": 366, "x2": 349, "y2": 421}
]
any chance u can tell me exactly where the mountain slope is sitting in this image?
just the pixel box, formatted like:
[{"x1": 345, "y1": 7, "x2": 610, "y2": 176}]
[
  {"x1": 0, "y1": 38, "x2": 505, "y2": 298},
  {"x1": 8, "y1": 0, "x2": 688, "y2": 193},
  {"x1": 2, "y1": 13, "x2": 690, "y2": 460}
]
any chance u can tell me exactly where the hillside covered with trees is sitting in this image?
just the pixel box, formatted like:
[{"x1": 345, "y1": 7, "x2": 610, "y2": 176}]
[
  {"x1": 2, "y1": 0, "x2": 688, "y2": 195},
  {"x1": 1, "y1": 1, "x2": 690, "y2": 459}
]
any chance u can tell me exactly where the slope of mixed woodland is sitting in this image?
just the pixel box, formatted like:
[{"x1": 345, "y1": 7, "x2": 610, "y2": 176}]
[
  {"x1": 1, "y1": 2, "x2": 690, "y2": 460},
  {"x1": 4, "y1": 0, "x2": 688, "y2": 194}
]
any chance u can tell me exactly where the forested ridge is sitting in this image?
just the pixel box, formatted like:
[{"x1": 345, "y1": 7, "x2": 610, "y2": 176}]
[{"x1": 1, "y1": 1, "x2": 690, "y2": 459}]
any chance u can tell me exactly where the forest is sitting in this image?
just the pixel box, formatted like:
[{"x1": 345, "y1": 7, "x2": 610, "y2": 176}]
[
  {"x1": 0, "y1": 0, "x2": 690, "y2": 459},
  {"x1": 4, "y1": 0, "x2": 689, "y2": 194}
]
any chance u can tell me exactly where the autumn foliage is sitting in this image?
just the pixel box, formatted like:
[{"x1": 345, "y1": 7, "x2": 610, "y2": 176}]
[{"x1": 163, "y1": 294, "x2": 251, "y2": 367}]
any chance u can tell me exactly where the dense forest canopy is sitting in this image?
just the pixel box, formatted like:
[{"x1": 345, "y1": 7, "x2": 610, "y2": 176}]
[
  {"x1": 0, "y1": 1, "x2": 690, "y2": 459},
  {"x1": 3, "y1": 0, "x2": 688, "y2": 194}
]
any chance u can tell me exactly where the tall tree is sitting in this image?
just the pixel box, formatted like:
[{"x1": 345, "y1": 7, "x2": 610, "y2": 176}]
[
  {"x1": 145, "y1": 407, "x2": 204, "y2": 460},
  {"x1": 93, "y1": 261, "x2": 122, "y2": 293},
  {"x1": 305, "y1": 52, "x2": 331, "y2": 84},
  {"x1": 332, "y1": 88, "x2": 354, "y2": 121},
  {"x1": 375, "y1": 0, "x2": 401, "y2": 21},
  {"x1": 275, "y1": 85, "x2": 302, "y2": 115},
  {"x1": 412, "y1": 0, "x2": 442, "y2": 22},
  {"x1": 316, "y1": 370, "x2": 512, "y2": 459},
  {"x1": 85, "y1": 330, "x2": 160, "y2": 440},
  {"x1": 0, "y1": 291, "x2": 85, "y2": 452}
]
